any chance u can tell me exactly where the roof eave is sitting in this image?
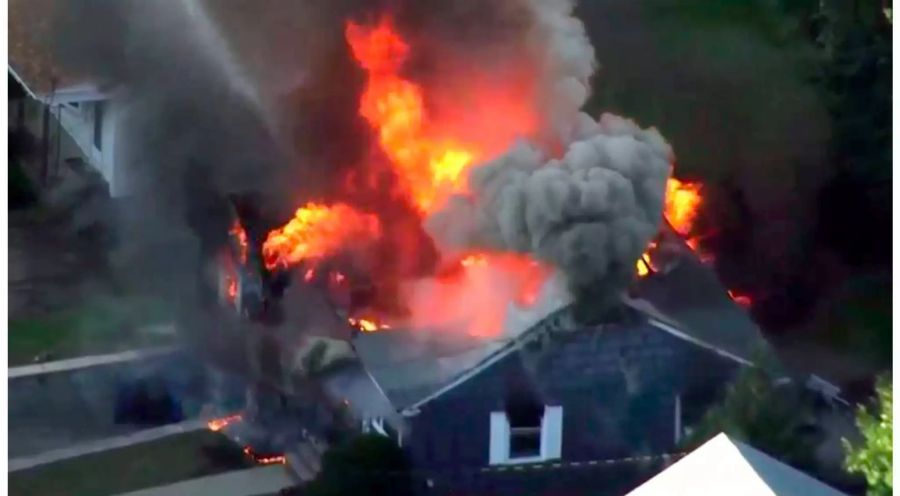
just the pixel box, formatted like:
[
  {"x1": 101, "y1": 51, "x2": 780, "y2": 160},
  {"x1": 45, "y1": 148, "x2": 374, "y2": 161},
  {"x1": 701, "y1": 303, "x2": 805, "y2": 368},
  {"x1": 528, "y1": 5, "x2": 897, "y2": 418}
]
[{"x1": 8, "y1": 66, "x2": 107, "y2": 104}]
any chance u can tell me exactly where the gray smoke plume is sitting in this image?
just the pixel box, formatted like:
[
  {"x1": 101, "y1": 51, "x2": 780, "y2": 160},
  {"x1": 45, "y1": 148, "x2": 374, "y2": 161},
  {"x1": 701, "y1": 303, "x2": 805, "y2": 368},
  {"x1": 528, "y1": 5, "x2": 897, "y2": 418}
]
[
  {"x1": 429, "y1": 114, "x2": 672, "y2": 311},
  {"x1": 47, "y1": 0, "x2": 672, "y2": 327},
  {"x1": 427, "y1": 0, "x2": 673, "y2": 314}
]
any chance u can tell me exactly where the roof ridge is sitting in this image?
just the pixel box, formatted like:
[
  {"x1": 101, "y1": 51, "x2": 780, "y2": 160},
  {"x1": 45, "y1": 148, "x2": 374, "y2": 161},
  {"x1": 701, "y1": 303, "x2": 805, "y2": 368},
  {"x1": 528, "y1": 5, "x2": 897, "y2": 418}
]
[{"x1": 400, "y1": 305, "x2": 576, "y2": 414}]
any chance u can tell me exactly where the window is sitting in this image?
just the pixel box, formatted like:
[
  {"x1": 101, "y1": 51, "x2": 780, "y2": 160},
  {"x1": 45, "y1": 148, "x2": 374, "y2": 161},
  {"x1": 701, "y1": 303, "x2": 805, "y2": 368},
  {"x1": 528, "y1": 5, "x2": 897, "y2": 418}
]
[
  {"x1": 508, "y1": 402, "x2": 543, "y2": 458},
  {"x1": 489, "y1": 405, "x2": 563, "y2": 465},
  {"x1": 93, "y1": 101, "x2": 104, "y2": 151}
]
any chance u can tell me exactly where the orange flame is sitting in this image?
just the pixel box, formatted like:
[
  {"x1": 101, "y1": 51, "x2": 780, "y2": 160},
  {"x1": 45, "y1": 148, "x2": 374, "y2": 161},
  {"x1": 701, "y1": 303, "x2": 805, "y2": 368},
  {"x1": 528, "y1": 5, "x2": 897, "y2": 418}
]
[
  {"x1": 208, "y1": 414, "x2": 242, "y2": 432},
  {"x1": 636, "y1": 178, "x2": 705, "y2": 277},
  {"x1": 404, "y1": 252, "x2": 550, "y2": 338},
  {"x1": 664, "y1": 178, "x2": 703, "y2": 236},
  {"x1": 663, "y1": 178, "x2": 714, "y2": 262},
  {"x1": 262, "y1": 202, "x2": 381, "y2": 271},
  {"x1": 348, "y1": 316, "x2": 391, "y2": 332},
  {"x1": 230, "y1": 220, "x2": 249, "y2": 264},
  {"x1": 346, "y1": 17, "x2": 481, "y2": 214},
  {"x1": 221, "y1": 252, "x2": 239, "y2": 304},
  {"x1": 635, "y1": 242, "x2": 658, "y2": 277},
  {"x1": 242, "y1": 446, "x2": 286, "y2": 465}
]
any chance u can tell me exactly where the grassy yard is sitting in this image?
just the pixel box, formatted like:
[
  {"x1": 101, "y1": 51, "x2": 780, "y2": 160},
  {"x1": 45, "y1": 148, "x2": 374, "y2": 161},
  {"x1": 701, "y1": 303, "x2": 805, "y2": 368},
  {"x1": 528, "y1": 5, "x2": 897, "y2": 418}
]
[
  {"x1": 9, "y1": 431, "x2": 253, "y2": 496},
  {"x1": 8, "y1": 295, "x2": 175, "y2": 366}
]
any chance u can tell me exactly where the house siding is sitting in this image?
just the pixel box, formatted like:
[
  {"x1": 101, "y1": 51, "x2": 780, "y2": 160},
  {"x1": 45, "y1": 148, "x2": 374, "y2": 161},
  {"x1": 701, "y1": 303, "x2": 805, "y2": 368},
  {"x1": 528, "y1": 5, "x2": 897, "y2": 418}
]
[{"x1": 404, "y1": 318, "x2": 741, "y2": 471}]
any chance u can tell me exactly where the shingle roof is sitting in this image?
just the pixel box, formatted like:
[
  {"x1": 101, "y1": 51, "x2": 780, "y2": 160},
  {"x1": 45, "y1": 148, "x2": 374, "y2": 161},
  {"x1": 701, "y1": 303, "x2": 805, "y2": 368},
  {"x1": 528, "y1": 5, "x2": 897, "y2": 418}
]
[
  {"x1": 626, "y1": 433, "x2": 849, "y2": 496},
  {"x1": 629, "y1": 226, "x2": 773, "y2": 366},
  {"x1": 353, "y1": 234, "x2": 770, "y2": 411},
  {"x1": 351, "y1": 326, "x2": 514, "y2": 410}
]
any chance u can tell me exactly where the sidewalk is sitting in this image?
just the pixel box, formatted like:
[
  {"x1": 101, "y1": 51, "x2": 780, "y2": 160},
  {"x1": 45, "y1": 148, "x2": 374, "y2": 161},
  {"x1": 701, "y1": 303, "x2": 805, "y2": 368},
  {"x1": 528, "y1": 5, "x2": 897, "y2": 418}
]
[{"x1": 8, "y1": 344, "x2": 179, "y2": 379}]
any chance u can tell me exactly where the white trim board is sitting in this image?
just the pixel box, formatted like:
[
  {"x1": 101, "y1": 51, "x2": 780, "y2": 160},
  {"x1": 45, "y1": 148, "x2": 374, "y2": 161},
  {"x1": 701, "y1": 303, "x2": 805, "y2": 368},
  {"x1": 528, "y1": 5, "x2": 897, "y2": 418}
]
[
  {"x1": 646, "y1": 317, "x2": 753, "y2": 367},
  {"x1": 489, "y1": 406, "x2": 563, "y2": 466},
  {"x1": 623, "y1": 297, "x2": 755, "y2": 367}
]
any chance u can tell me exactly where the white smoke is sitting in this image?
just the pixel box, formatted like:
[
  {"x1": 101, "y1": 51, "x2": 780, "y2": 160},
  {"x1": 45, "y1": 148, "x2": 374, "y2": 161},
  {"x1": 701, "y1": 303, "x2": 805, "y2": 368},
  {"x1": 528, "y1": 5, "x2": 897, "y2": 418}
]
[{"x1": 428, "y1": 0, "x2": 673, "y2": 313}]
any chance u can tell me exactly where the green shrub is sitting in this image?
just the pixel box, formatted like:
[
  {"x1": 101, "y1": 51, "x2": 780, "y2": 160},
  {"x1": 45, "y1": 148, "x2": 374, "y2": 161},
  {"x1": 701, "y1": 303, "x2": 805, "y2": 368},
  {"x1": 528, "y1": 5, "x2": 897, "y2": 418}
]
[
  {"x1": 681, "y1": 365, "x2": 822, "y2": 472},
  {"x1": 844, "y1": 374, "x2": 892, "y2": 496},
  {"x1": 303, "y1": 434, "x2": 413, "y2": 496}
]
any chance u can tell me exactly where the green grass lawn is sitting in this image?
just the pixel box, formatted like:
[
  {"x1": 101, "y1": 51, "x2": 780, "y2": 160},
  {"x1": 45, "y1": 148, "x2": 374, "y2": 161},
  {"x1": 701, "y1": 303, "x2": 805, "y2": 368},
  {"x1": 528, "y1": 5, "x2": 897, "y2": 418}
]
[
  {"x1": 8, "y1": 431, "x2": 253, "y2": 496},
  {"x1": 8, "y1": 295, "x2": 175, "y2": 366}
]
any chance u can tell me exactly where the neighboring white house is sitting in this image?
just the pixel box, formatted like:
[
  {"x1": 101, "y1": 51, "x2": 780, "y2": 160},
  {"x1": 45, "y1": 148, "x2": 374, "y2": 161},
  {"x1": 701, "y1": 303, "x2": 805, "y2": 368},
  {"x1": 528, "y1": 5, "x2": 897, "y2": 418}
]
[
  {"x1": 9, "y1": 0, "x2": 128, "y2": 197},
  {"x1": 626, "y1": 433, "x2": 849, "y2": 496},
  {"x1": 9, "y1": 65, "x2": 128, "y2": 197}
]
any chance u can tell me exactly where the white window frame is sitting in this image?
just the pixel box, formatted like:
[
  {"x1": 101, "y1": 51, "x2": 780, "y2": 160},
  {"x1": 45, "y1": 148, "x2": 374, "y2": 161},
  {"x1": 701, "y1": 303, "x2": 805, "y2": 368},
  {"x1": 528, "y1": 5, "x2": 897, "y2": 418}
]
[
  {"x1": 361, "y1": 416, "x2": 388, "y2": 437},
  {"x1": 674, "y1": 393, "x2": 682, "y2": 444},
  {"x1": 489, "y1": 405, "x2": 562, "y2": 465}
]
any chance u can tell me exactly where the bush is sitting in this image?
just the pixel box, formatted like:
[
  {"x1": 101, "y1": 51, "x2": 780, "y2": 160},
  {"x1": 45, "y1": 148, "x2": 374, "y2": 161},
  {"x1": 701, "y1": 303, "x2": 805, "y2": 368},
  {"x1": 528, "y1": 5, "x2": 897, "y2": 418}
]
[
  {"x1": 302, "y1": 434, "x2": 413, "y2": 496},
  {"x1": 844, "y1": 374, "x2": 892, "y2": 496},
  {"x1": 681, "y1": 365, "x2": 822, "y2": 472}
]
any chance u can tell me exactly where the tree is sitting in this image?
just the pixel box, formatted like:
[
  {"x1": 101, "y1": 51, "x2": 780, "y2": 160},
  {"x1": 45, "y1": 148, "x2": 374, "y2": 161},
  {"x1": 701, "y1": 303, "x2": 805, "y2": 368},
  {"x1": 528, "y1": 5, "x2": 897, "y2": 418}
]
[
  {"x1": 681, "y1": 364, "x2": 822, "y2": 472},
  {"x1": 299, "y1": 434, "x2": 414, "y2": 496},
  {"x1": 844, "y1": 374, "x2": 892, "y2": 496}
]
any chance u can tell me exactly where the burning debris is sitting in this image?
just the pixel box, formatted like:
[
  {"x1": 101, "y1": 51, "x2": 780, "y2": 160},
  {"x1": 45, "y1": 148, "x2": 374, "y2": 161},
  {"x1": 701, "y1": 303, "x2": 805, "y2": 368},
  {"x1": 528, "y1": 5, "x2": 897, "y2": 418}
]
[
  {"x1": 664, "y1": 178, "x2": 703, "y2": 240},
  {"x1": 208, "y1": 413, "x2": 243, "y2": 432},
  {"x1": 348, "y1": 317, "x2": 390, "y2": 333},
  {"x1": 206, "y1": 413, "x2": 287, "y2": 465},
  {"x1": 635, "y1": 177, "x2": 753, "y2": 309},
  {"x1": 242, "y1": 447, "x2": 286, "y2": 466}
]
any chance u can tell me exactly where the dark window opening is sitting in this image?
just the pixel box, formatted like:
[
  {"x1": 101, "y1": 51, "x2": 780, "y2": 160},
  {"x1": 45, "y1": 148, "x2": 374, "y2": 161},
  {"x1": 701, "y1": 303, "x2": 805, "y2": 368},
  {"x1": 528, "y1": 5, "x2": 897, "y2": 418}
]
[
  {"x1": 93, "y1": 101, "x2": 104, "y2": 150},
  {"x1": 507, "y1": 395, "x2": 543, "y2": 459},
  {"x1": 509, "y1": 426, "x2": 541, "y2": 458}
]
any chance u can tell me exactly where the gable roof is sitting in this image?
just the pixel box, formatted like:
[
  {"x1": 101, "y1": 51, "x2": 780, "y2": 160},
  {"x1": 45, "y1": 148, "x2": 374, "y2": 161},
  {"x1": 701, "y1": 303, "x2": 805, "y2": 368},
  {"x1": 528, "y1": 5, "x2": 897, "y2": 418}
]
[
  {"x1": 353, "y1": 233, "x2": 772, "y2": 413},
  {"x1": 628, "y1": 226, "x2": 772, "y2": 366},
  {"x1": 626, "y1": 433, "x2": 848, "y2": 496},
  {"x1": 352, "y1": 308, "x2": 567, "y2": 412}
]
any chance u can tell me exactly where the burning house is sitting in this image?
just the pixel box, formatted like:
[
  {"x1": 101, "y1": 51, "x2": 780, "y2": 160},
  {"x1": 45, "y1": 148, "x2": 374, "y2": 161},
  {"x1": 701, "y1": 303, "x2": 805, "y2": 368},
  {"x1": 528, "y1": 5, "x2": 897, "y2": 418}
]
[{"x1": 12, "y1": 0, "x2": 786, "y2": 493}]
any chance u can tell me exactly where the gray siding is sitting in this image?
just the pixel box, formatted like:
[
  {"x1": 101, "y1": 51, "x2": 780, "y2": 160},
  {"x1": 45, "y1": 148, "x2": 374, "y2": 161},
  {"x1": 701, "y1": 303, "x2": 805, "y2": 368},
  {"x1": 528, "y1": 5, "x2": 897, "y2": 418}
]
[{"x1": 404, "y1": 318, "x2": 741, "y2": 470}]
